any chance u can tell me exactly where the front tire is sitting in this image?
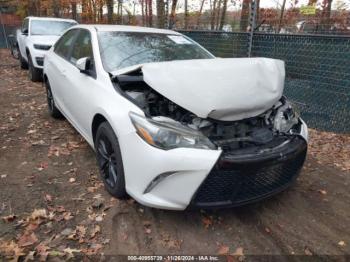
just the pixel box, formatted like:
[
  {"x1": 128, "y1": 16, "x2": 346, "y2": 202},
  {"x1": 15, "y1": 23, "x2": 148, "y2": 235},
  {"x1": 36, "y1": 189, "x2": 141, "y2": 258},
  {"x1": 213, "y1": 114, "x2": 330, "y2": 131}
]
[
  {"x1": 19, "y1": 50, "x2": 28, "y2": 69},
  {"x1": 45, "y1": 79, "x2": 63, "y2": 119},
  {"x1": 28, "y1": 53, "x2": 42, "y2": 82},
  {"x1": 95, "y1": 122, "x2": 127, "y2": 198}
]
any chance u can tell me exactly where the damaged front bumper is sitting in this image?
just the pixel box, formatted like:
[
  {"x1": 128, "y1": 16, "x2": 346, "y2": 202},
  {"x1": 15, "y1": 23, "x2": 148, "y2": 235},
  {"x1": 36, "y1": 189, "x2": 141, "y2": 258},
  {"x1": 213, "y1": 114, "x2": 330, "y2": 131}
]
[
  {"x1": 189, "y1": 135, "x2": 307, "y2": 209},
  {"x1": 118, "y1": 119, "x2": 308, "y2": 210}
]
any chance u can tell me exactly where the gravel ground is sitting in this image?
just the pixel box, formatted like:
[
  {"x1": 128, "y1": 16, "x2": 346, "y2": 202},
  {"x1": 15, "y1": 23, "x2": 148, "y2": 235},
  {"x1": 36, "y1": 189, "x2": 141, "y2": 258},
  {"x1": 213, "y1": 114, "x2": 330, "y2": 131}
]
[{"x1": 0, "y1": 49, "x2": 349, "y2": 260}]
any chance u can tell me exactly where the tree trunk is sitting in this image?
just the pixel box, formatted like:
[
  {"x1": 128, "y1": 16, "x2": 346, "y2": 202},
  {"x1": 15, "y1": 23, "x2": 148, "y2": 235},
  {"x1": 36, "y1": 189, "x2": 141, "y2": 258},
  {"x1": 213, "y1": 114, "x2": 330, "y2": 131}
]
[
  {"x1": 196, "y1": 0, "x2": 205, "y2": 28},
  {"x1": 52, "y1": 0, "x2": 60, "y2": 17},
  {"x1": 210, "y1": 0, "x2": 217, "y2": 30},
  {"x1": 184, "y1": 0, "x2": 188, "y2": 29},
  {"x1": 71, "y1": 1, "x2": 77, "y2": 20},
  {"x1": 278, "y1": 0, "x2": 287, "y2": 32},
  {"x1": 141, "y1": 0, "x2": 145, "y2": 26},
  {"x1": 215, "y1": 0, "x2": 222, "y2": 30},
  {"x1": 107, "y1": 0, "x2": 114, "y2": 24},
  {"x1": 148, "y1": 0, "x2": 153, "y2": 27},
  {"x1": 240, "y1": 0, "x2": 250, "y2": 32},
  {"x1": 81, "y1": 0, "x2": 87, "y2": 23},
  {"x1": 321, "y1": 0, "x2": 333, "y2": 32},
  {"x1": 219, "y1": 0, "x2": 227, "y2": 30},
  {"x1": 169, "y1": 0, "x2": 178, "y2": 29},
  {"x1": 157, "y1": 0, "x2": 165, "y2": 28}
]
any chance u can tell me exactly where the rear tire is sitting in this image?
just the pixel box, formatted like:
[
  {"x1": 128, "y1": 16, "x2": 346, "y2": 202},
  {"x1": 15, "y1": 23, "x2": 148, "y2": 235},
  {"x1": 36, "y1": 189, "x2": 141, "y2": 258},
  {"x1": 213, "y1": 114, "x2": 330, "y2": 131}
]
[
  {"x1": 45, "y1": 79, "x2": 63, "y2": 119},
  {"x1": 28, "y1": 53, "x2": 42, "y2": 82},
  {"x1": 95, "y1": 122, "x2": 127, "y2": 198},
  {"x1": 19, "y1": 50, "x2": 28, "y2": 69}
]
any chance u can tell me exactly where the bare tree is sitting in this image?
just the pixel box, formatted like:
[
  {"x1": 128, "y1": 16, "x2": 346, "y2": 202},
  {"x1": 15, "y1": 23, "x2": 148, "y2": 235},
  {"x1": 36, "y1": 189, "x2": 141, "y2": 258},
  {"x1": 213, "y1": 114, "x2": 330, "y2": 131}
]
[
  {"x1": 196, "y1": 0, "x2": 205, "y2": 28},
  {"x1": 148, "y1": 0, "x2": 153, "y2": 26},
  {"x1": 169, "y1": 0, "x2": 178, "y2": 28},
  {"x1": 240, "y1": 0, "x2": 250, "y2": 31},
  {"x1": 71, "y1": 1, "x2": 77, "y2": 20},
  {"x1": 52, "y1": 0, "x2": 60, "y2": 17},
  {"x1": 184, "y1": 0, "x2": 188, "y2": 29},
  {"x1": 157, "y1": 0, "x2": 165, "y2": 28},
  {"x1": 219, "y1": 0, "x2": 228, "y2": 30},
  {"x1": 107, "y1": 0, "x2": 114, "y2": 23},
  {"x1": 321, "y1": 0, "x2": 333, "y2": 32}
]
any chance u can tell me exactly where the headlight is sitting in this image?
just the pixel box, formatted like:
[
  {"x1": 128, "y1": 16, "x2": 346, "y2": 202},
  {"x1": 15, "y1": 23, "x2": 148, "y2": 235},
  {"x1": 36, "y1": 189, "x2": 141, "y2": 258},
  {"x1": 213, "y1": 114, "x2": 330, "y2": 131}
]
[
  {"x1": 34, "y1": 44, "x2": 52, "y2": 50},
  {"x1": 129, "y1": 112, "x2": 216, "y2": 150},
  {"x1": 274, "y1": 100, "x2": 299, "y2": 133}
]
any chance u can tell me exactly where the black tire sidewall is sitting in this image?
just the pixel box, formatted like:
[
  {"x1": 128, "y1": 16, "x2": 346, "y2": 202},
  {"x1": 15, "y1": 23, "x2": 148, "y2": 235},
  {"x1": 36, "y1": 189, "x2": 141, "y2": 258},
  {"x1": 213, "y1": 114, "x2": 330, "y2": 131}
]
[
  {"x1": 19, "y1": 50, "x2": 28, "y2": 69},
  {"x1": 95, "y1": 122, "x2": 127, "y2": 198},
  {"x1": 28, "y1": 54, "x2": 41, "y2": 82},
  {"x1": 45, "y1": 79, "x2": 62, "y2": 119}
]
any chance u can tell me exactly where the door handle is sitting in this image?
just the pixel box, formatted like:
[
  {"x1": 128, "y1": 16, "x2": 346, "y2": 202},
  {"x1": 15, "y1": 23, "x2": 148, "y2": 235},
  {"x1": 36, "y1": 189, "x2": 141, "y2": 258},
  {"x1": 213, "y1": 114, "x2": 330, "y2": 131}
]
[{"x1": 61, "y1": 69, "x2": 67, "y2": 77}]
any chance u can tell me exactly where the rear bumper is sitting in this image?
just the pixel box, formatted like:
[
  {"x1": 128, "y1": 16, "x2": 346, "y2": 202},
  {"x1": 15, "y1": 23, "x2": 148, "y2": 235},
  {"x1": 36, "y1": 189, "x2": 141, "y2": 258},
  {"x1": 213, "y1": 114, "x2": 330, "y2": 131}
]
[{"x1": 189, "y1": 136, "x2": 307, "y2": 209}]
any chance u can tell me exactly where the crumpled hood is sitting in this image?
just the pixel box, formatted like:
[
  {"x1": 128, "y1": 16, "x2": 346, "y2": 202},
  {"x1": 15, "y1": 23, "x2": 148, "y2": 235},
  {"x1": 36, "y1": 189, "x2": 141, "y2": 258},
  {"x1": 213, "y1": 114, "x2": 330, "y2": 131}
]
[
  {"x1": 29, "y1": 35, "x2": 60, "y2": 46},
  {"x1": 115, "y1": 58, "x2": 285, "y2": 121}
]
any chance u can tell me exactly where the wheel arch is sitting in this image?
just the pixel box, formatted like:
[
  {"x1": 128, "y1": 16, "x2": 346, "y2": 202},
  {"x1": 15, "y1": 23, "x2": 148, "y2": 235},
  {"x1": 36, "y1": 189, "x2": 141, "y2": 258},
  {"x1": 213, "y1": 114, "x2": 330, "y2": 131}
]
[{"x1": 91, "y1": 113, "x2": 108, "y2": 143}]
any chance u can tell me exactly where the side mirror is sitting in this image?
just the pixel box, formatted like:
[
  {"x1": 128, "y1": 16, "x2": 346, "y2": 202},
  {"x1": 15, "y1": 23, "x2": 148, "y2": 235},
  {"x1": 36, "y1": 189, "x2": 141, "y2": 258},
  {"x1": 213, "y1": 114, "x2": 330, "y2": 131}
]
[
  {"x1": 22, "y1": 29, "x2": 28, "y2": 35},
  {"x1": 76, "y1": 57, "x2": 92, "y2": 75}
]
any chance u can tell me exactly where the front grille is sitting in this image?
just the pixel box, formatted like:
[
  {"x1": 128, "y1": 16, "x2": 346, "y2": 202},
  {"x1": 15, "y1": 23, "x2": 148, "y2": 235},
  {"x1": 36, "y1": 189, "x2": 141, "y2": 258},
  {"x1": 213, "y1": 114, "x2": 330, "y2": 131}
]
[{"x1": 191, "y1": 136, "x2": 307, "y2": 208}]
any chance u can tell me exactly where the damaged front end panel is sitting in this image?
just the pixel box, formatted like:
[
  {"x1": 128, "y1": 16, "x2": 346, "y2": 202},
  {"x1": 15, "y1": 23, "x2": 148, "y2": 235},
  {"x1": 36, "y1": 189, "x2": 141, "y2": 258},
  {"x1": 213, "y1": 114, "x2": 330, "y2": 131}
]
[
  {"x1": 114, "y1": 69, "x2": 304, "y2": 153},
  {"x1": 112, "y1": 59, "x2": 307, "y2": 208}
]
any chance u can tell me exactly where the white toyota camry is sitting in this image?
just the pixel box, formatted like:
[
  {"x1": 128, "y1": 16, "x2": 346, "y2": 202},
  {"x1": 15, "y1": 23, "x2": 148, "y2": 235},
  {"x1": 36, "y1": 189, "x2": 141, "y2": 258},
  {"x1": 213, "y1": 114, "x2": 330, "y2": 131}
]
[{"x1": 43, "y1": 25, "x2": 308, "y2": 210}]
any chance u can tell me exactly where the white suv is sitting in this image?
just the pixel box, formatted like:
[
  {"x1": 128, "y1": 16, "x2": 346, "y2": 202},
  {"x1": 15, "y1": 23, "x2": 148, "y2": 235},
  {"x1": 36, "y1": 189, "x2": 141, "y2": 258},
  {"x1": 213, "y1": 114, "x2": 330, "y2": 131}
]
[{"x1": 17, "y1": 16, "x2": 77, "y2": 82}]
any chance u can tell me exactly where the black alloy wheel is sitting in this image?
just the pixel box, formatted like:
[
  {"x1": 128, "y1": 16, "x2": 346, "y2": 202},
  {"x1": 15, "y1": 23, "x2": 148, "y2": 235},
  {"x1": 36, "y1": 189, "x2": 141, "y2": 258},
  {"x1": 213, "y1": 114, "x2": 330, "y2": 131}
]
[{"x1": 95, "y1": 122, "x2": 127, "y2": 198}]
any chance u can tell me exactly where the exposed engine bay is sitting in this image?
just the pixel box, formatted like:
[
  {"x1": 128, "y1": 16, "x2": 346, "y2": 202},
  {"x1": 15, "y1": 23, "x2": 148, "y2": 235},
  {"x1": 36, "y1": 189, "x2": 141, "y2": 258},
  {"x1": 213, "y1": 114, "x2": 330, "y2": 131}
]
[{"x1": 114, "y1": 73, "x2": 302, "y2": 153}]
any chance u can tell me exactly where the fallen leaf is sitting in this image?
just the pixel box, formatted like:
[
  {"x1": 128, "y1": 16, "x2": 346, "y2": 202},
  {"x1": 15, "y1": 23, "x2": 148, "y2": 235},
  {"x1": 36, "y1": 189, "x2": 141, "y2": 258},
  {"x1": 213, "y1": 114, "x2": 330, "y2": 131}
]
[
  {"x1": 232, "y1": 247, "x2": 244, "y2": 256},
  {"x1": 0, "y1": 240, "x2": 25, "y2": 260},
  {"x1": 18, "y1": 232, "x2": 38, "y2": 247},
  {"x1": 55, "y1": 206, "x2": 66, "y2": 213},
  {"x1": 338, "y1": 241, "x2": 346, "y2": 247},
  {"x1": 318, "y1": 189, "x2": 327, "y2": 195},
  {"x1": 30, "y1": 209, "x2": 47, "y2": 220},
  {"x1": 202, "y1": 216, "x2": 213, "y2": 229},
  {"x1": 1, "y1": 214, "x2": 17, "y2": 223},
  {"x1": 24, "y1": 250, "x2": 35, "y2": 261},
  {"x1": 218, "y1": 244, "x2": 230, "y2": 255},
  {"x1": 95, "y1": 215, "x2": 104, "y2": 222},
  {"x1": 1, "y1": 174, "x2": 7, "y2": 179},
  {"x1": 304, "y1": 247, "x2": 313, "y2": 256},
  {"x1": 64, "y1": 247, "x2": 81, "y2": 259},
  {"x1": 44, "y1": 194, "x2": 53, "y2": 203},
  {"x1": 63, "y1": 212, "x2": 74, "y2": 221},
  {"x1": 90, "y1": 225, "x2": 101, "y2": 239}
]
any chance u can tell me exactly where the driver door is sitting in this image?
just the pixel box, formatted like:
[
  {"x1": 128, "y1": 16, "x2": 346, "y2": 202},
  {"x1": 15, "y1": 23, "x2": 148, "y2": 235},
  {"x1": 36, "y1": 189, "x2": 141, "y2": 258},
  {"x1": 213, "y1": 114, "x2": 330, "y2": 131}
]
[{"x1": 59, "y1": 29, "x2": 98, "y2": 139}]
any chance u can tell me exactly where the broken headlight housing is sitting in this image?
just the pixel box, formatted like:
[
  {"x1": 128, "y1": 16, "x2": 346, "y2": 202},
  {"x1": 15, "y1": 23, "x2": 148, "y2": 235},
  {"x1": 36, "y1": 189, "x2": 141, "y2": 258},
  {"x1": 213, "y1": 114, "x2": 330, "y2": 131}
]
[
  {"x1": 274, "y1": 99, "x2": 300, "y2": 133},
  {"x1": 129, "y1": 112, "x2": 216, "y2": 150}
]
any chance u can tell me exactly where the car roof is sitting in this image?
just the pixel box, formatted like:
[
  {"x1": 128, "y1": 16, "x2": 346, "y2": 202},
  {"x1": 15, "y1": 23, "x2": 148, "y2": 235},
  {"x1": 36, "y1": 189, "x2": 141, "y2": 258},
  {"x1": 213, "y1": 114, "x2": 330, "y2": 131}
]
[
  {"x1": 72, "y1": 24, "x2": 181, "y2": 35},
  {"x1": 26, "y1": 16, "x2": 77, "y2": 23}
]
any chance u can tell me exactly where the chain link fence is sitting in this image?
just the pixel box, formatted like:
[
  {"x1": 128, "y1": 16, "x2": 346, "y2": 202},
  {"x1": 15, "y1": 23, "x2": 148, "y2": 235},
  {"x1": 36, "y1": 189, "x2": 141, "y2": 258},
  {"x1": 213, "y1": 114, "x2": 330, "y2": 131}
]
[{"x1": 180, "y1": 30, "x2": 350, "y2": 133}]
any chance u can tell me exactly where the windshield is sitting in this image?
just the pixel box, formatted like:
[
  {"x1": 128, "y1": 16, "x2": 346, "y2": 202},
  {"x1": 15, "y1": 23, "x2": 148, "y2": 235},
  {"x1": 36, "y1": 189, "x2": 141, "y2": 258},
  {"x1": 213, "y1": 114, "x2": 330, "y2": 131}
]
[
  {"x1": 97, "y1": 32, "x2": 214, "y2": 72},
  {"x1": 30, "y1": 20, "x2": 76, "y2": 36}
]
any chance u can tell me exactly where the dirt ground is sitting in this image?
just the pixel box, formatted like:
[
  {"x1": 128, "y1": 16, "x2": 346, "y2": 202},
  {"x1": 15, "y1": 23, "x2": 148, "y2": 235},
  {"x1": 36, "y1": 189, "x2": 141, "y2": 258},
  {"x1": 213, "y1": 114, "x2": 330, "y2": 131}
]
[{"x1": 0, "y1": 49, "x2": 350, "y2": 260}]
